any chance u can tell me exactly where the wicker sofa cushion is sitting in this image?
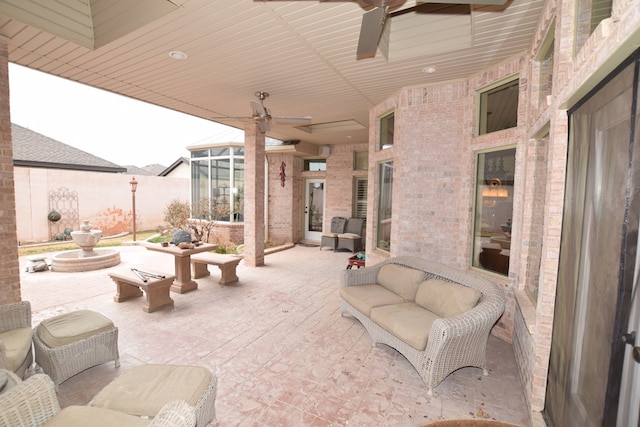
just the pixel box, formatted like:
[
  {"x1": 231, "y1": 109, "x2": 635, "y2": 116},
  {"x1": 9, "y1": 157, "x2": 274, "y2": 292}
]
[
  {"x1": 0, "y1": 328, "x2": 32, "y2": 372},
  {"x1": 416, "y1": 279, "x2": 482, "y2": 318},
  {"x1": 377, "y1": 264, "x2": 427, "y2": 301},
  {"x1": 92, "y1": 365, "x2": 212, "y2": 418},
  {"x1": 43, "y1": 406, "x2": 150, "y2": 427},
  {"x1": 370, "y1": 303, "x2": 440, "y2": 351},
  {"x1": 340, "y1": 284, "x2": 404, "y2": 316},
  {"x1": 37, "y1": 310, "x2": 114, "y2": 348}
]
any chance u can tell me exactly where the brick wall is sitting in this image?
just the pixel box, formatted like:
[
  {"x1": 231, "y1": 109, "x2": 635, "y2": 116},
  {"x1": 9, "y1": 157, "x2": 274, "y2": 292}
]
[{"x1": 0, "y1": 41, "x2": 21, "y2": 304}]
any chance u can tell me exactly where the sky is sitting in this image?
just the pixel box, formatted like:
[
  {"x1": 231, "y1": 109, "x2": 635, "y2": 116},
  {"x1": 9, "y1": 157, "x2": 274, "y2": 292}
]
[{"x1": 8, "y1": 63, "x2": 245, "y2": 167}]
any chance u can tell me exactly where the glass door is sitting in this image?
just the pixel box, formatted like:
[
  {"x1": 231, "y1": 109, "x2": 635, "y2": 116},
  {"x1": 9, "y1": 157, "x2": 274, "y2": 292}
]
[{"x1": 304, "y1": 179, "x2": 325, "y2": 242}]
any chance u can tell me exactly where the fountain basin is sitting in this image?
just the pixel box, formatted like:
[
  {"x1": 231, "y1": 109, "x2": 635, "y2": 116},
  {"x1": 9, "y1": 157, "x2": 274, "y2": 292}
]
[{"x1": 51, "y1": 248, "x2": 121, "y2": 272}]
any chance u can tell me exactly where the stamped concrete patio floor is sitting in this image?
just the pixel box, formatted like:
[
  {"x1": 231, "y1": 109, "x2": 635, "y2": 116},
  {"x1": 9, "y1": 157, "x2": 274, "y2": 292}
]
[{"x1": 20, "y1": 244, "x2": 531, "y2": 427}]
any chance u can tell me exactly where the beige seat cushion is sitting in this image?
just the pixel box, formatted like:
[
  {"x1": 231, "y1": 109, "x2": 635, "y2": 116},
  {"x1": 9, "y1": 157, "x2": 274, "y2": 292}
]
[
  {"x1": 415, "y1": 279, "x2": 482, "y2": 318},
  {"x1": 44, "y1": 406, "x2": 150, "y2": 427},
  {"x1": 92, "y1": 365, "x2": 212, "y2": 418},
  {"x1": 341, "y1": 284, "x2": 404, "y2": 316},
  {"x1": 338, "y1": 232, "x2": 361, "y2": 240},
  {"x1": 37, "y1": 310, "x2": 114, "y2": 348},
  {"x1": 377, "y1": 264, "x2": 427, "y2": 301},
  {"x1": 0, "y1": 328, "x2": 32, "y2": 372},
  {"x1": 370, "y1": 303, "x2": 439, "y2": 351}
]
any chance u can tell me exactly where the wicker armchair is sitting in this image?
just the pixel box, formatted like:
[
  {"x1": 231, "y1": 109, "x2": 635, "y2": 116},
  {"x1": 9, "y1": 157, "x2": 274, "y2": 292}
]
[
  {"x1": 320, "y1": 217, "x2": 347, "y2": 251},
  {"x1": 0, "y1": 369, "x2": 196, "y2": 426},
  {"x1": 341, "y1": 256, "x2": 506, "y2": 395},
  {"x1": 336, "y1": 218, "x2": 365, "y2": 253},
  {"x1": 0, "y1": 301, "x2": 33, "y2": 378}
]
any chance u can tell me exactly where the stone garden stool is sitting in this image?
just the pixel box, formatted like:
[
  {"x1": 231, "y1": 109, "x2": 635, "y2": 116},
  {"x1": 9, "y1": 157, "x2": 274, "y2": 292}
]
[
  {"x1": 33, "y1": 310, "x2": 119, "y2": 387},
  {"x1": 90, "y1": 364, "x2": 217, "y2": 427}
]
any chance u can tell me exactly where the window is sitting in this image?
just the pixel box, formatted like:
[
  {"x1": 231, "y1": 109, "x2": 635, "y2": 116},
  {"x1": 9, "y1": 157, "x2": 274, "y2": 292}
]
[
  {"x1": 377, "y1": 161, "x2": 393, "y2": 251},
  {"x1": 379, "y1": 111, "x2": 394, "y2": 149},
  {"x1": 472, "y1": 147, "x2": 516, "y2": 275},
  {"x1": 190, "y1": 145, "x2": 244, "y2": 222},
  {"x1": 354, "y1": 150, "x2": 368, "y2": 170},
  {"x1": 353, "y1": 177, "x2": 368, "y2": 219},
  {"x1": 537, "y1": 22, "x2": 555, "y2": 110},
  {"x1": 478, "y1": 78, "x2": 519, "y2": 135},
  {"x1": 303, "y1": 159, "x2": 326, "y2": 171}
]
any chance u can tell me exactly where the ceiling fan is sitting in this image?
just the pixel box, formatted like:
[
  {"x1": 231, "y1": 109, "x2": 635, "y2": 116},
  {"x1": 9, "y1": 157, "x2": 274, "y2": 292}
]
[
  {"x1": 256, "y1": 0, "x2": 508, "y2": 59},
  {"x1": 212, "y1": 91, "x2": 312, "y2": 133}
]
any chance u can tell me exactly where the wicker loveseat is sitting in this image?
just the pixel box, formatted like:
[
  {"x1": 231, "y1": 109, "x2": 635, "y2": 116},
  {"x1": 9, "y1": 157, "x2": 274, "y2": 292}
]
[
  {"x1": 0, "y1": 369, "x2": 197, "y2": 426},
  {"x1": 340, "y1": 256, "x2": 505, "y2": 395}
]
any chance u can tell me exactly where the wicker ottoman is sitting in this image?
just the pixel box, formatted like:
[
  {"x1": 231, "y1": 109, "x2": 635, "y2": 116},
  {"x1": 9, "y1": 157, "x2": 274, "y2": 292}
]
[
  {"x1": 90, "y1": 364, "x2": 217, "y2": 427},
  {"x1": 33, "y1": 310, "x2": 120, "y2": 387}
]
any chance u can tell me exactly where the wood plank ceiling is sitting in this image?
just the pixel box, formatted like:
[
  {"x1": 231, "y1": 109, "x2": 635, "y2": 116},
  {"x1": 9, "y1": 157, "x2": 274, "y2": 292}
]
[{"x1": 0, "y1": 0, "x2": 545, "y2": 147}]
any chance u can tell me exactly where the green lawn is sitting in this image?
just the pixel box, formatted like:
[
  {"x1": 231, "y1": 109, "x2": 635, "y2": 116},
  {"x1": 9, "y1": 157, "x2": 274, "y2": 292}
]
[{"x1": 18, "y1": 230, "x2": 160, "y2": 257}]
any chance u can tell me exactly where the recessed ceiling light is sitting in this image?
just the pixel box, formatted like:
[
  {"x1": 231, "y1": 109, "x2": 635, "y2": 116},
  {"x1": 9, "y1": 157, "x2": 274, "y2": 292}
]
[
  {"x1": 169, "y1": 51, "x2": 188, "y2": 60},
  {"x1": 422, "y1": 66, "x2": 437, "y2": 74}
]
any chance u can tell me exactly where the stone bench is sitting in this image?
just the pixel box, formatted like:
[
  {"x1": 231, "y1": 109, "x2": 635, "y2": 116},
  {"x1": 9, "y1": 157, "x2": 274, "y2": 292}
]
[
  {"x1": 190, "y1": 253, "x2": 241, "y2": 285},
  {"x1": 109, "y1": 269, "x2": 175, "y2": 313}
]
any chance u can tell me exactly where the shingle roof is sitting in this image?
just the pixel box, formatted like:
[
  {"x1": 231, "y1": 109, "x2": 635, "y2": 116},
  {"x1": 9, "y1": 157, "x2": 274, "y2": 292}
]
[
  {"x1": 11, "y1": 123, "x2": 126, "y2": 173},
  {"x1": 159, "y1": 157, "x2": 189, "y2": 177}
]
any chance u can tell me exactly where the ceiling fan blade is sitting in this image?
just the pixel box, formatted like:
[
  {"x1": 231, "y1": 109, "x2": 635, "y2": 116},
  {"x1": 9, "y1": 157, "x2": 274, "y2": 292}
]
[
  {"x1": 250, "y1": 99, "x2": 267, "y2": 118},
  {"x1": 257, "y1": 120, "x2": 270, "y2": 133},
  {"x1": 272, "y1": 116, "x2": 312, "y2": 124},
  {"x1": 416, "y1": 0, "x2": 507, "y2": 4},
  {"x1": 356, "y1": 6, "x2": 388, "y2": 60}
]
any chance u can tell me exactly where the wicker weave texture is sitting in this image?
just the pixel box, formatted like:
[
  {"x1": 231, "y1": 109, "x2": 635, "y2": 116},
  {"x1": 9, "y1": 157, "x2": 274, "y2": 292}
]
[
  {"x1": 192, "y1": 374, "x2": 217, "y2": 427},
  {"x1": 0, "y1": 372, "x2": 60, "y2": 426},
  {"x1": 33, "y1": 326, "x2": 120, "y2": 387},
  {"x1": 341, "y1": 256, "x2": 506, "y2": 395},
  {"x1": 151, "y1": 400, "x2": 197, "y2": 427},
  {"x1": 0, "y1": 302, "x2": 33, "y2": 378}
]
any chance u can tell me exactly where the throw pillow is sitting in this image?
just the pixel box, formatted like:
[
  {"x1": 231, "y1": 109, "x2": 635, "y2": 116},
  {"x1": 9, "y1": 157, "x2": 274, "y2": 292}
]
[
  {"x1": 415, "y1": 279, "x2": 481, "y2": 318},
  {"x1": 377, "y1": 264, "x2": 427, "y2": 301}
]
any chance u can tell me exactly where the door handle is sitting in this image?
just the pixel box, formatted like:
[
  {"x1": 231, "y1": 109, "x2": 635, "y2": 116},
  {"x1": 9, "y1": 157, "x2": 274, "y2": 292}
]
[{"x1": 621, "y1": 332, "x2": 640, "y2": 363}]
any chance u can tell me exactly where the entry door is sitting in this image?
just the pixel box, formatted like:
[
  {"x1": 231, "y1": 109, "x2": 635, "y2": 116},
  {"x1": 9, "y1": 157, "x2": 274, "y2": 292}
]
[{"x1": 304, "y1": 179, "x2": 325, "y2": 241}]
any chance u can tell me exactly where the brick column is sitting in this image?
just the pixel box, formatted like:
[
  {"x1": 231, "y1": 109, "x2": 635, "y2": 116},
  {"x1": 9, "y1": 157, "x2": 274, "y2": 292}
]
[
  {"x1": 0, "y1": 40, "x2": 22, "y2": 304},
  {"x1": 243, "y1": 122, "x2": 265, "y2": 267}
]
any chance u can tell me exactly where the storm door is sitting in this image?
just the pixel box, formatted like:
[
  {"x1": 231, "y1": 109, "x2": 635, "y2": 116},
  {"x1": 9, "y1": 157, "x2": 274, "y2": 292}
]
[{"x1": 545, "y1": 52, "x2": 640, "y2": 426}]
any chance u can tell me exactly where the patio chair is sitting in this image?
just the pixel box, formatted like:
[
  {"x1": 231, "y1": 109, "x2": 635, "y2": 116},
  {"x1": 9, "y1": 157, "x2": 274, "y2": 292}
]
[
  {"x1": 0, "y1": 301, "x2": 33, "y2": 379},
  {"x1": 337, "y1": 218, "x2": 365, "y2": 253},
  {"x1": 320, "y1": 216, "x2": 347, "y2": 251},
  {"x1": 0, "y1": 369, "x2": 196, "y2": 426}
]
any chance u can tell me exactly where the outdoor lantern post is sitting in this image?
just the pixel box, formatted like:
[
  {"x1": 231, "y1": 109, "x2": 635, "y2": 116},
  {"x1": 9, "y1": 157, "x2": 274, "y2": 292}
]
[{"x1": 130, "y1": 177, "x2": 138, "y2": 241}]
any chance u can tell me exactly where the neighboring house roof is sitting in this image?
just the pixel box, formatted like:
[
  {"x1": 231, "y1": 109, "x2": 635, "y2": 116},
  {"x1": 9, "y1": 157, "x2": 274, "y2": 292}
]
[
  {"x1": 124, "y1": 165, "x2": 154, "y2": 176},
  {"x1": 12, "y1": 123, "x2": 126, "y2": 173},
  {"x1": 143, "y1": 163, "x2": 169, "y2": 176},
  {"x1": 159, "y1": 157, "x2": 189, "y2": 177}
]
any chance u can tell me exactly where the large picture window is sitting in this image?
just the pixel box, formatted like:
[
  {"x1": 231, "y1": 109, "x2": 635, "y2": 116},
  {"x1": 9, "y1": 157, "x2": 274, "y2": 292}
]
[
  {"x1": 377, "y1": 161, "x2": 393, "y2": 251},
  {"x1": 190, "y1": 145, "x2": 244, "y2": 222},
  {"x1": 472, "y1": 147, "x2": 515, "y2": 275}
]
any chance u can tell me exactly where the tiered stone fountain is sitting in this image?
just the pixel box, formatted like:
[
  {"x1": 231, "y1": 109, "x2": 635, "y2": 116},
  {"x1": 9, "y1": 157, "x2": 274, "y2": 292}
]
[{"x1": 51, "y1": 220, "x2": 121, "y2": 272}]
